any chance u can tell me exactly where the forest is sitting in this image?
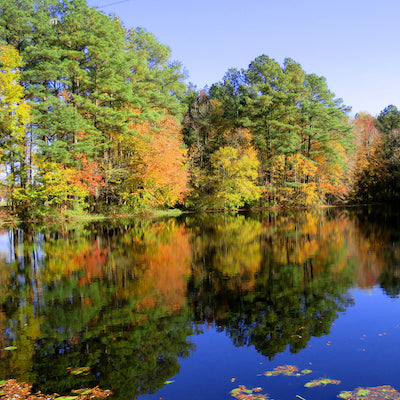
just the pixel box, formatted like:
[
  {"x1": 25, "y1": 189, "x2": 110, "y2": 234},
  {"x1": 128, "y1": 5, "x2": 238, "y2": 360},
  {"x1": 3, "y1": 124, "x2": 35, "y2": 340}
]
[{"x1": 1, "y1": 0, "x2": 400, "y2": 218}]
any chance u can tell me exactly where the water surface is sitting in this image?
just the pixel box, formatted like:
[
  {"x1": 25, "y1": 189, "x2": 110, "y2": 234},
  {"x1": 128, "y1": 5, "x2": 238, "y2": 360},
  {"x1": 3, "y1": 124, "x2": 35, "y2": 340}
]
[{"x1": 0, "y1": 207, "x2": 400, "y2": 399}]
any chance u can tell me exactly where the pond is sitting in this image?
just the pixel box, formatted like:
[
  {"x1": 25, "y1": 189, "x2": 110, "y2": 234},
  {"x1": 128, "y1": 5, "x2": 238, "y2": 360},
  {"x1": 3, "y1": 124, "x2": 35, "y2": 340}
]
[{"x1": 0, "y1": 206, "x2": 400, "y2": 400}]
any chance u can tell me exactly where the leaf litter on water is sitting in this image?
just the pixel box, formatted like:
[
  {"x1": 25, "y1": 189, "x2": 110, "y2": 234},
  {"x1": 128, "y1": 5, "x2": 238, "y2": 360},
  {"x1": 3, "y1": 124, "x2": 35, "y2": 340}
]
[
  {"x1": 0, "y1": 380, "x2": 112, "y2": 399},
  {"x1": 67, "y1": 366, "x2": 90, "y2": 376},
  {"x1": 338, "y1": 385, "x2": 400, "y2": 399},
  {"x1": 304, "y1": 378, "x2": 341, "y2": 388},
  {"x1": 231, "y1": 385, "x2": 270, "y2": 400},
  {"x1": 264, "y1": 365, "x2": 312, "y2": 377},
  {"x1": 4, "y1": 346, "x2": 17, "y2": 351}
]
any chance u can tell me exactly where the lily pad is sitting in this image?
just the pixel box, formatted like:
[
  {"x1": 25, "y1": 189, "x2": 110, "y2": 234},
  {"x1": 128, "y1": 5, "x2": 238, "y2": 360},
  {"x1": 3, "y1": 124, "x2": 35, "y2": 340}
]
[
  {"x1": 305, "y1": 378, "x2": 341, "y2": 388},
  {"x1": 337, "y1": 385, "x2": 400, "y2": 399}
]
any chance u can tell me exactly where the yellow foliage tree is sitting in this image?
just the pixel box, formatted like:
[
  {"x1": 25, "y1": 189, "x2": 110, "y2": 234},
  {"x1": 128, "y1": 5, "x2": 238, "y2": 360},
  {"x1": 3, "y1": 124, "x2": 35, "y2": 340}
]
[
  {"x1": 0, "y1": 44, "x2": 31, "y2": 207},
  {"x1": 208, "y1": 146, "x2": 261, "y2": 210}
]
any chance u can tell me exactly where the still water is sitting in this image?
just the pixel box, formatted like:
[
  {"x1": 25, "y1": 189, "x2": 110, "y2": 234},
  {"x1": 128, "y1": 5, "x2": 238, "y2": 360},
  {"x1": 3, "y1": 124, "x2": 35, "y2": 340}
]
[{"x1": 0, "y1": 207, "x2": 400, "y2": 399}]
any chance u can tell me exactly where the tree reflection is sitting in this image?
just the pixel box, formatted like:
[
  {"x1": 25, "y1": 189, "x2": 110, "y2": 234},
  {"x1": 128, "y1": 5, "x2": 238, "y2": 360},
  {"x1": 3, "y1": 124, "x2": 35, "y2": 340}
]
[
  {"x1": 0, "y1": 220, "x2": 194, "y2": 399},
  {"x1": 349, "y1": 206, "x2": 400, "y2": 297},
  {"x1": 0, "y1": 208, "x2": 400, "y2": 398},
  {"x1": 188, "y1": 211, "x2": 356, "y2": 359}
]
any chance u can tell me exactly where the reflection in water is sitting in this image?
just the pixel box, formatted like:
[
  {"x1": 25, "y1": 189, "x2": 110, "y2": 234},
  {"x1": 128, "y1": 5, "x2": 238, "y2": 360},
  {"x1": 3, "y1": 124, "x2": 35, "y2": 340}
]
[
  {"x1": 0, "y1": 220, "x2": 194, "y2": 399},
  {"x1": 348, "y1": 206, "x2": 400, "y2": 296},
  {"x1": 187, "y1": 211, "x2": 356, "y2": 358},
  {"x1": 0, "y1": 208, "x2": 398, "y2": 398}
]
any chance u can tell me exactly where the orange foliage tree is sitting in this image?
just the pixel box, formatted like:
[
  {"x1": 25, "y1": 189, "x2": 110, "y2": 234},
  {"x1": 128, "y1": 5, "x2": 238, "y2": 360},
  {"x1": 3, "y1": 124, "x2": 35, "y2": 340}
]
[
  {"x1": 119, "y1": 113, "x2": 189, "y2": 209},
  {"x1": 348, "y1": 113, "x2": 388, "y2": 202}
]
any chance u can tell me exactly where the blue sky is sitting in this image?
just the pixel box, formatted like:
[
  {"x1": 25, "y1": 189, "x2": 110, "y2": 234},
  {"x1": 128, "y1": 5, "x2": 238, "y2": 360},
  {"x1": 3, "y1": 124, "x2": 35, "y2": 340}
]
[{"x1": 87, "y1": 0, "x2": 400, "y2": 116}]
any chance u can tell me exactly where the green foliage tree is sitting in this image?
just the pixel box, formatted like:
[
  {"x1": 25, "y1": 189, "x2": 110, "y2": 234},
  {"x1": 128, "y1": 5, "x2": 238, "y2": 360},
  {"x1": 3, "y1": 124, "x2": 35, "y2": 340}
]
[
  {"x1": 375, "y1": 104, "x2": 400, "y2": 135},
  {"x1": 185, "y1": 55, "x2": 353, "y2": 208},
  {"x1": 209, "y1": 68, "x2": 247, "y2": 128},
  {"x1": 244, "y1": 56, "x2": 305, "y2": 167},
  {"x1": 299, "y1": 73, "x2": 352, "y2": 161},
  {"x1": 0, "y1": 0, "x2": 188, "y2": 215}
]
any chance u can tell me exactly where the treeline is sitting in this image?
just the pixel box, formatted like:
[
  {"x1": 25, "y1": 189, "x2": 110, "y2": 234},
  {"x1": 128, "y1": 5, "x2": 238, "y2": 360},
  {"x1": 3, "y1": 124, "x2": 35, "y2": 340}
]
[
  {"x1": 350, "y1": 106, "x2": 400, "y2": 203},
  {"x1": 0, "y1": 0, "x2": 188, "y2": 217},
  {"x1": 0, "y1": 0, "x2": 398, "y2": 217}
]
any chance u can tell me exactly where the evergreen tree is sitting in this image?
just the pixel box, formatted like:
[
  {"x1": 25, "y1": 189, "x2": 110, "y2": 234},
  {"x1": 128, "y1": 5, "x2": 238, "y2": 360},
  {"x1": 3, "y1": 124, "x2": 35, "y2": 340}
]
[{"x1": 375, "y1": 105, "x2": 400, "y2": 135}]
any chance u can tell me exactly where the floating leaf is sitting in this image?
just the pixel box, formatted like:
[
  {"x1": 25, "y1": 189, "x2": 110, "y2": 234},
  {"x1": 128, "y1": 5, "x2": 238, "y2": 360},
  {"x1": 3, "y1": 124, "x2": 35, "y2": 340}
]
[
  {"x1": 264, "y1": 365, "x2": 299, "y2": 376},
  {"x1": 165, "y1": 380, "x2": 175, "y2": 385},
  {"x1": 337, "y1": 385, "x2": 400, "y2": 399},
  {"x1": 305, "y1": 378, "x2": 341, "y2": 388},
  {"x1": 231, "y1": 385, "x2": 270, "y2": 399},
  {"x1": 264, "y1": 365, "x2": 312, "y2": 377},
  {"x1": 4, "y1": 346, "x2": 17, "y2": 351},
  {"x1": 71, "y1": 389, "x2": 93, "y2": 395},
  {"x1": 356, "y1": 389, "x2": 371, "y2": 396},
  {"x1": 68, "y1": 366, "x2": 90, "y2": 376},
  {"x1": 54, "y1": 397, "x2": 78, "y2": 400},
  {"x1": 0, "y1": 380, "x2": 112, "y2": 399},
  {"x1": 301, "y1": 369, "x2": 312, "y2": 375}
]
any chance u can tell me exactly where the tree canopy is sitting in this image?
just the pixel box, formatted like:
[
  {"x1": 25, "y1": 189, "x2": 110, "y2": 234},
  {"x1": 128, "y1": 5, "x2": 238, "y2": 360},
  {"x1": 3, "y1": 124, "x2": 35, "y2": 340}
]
[{"x1": 0, "y1": 0, "x2": 399, "y2": 216}]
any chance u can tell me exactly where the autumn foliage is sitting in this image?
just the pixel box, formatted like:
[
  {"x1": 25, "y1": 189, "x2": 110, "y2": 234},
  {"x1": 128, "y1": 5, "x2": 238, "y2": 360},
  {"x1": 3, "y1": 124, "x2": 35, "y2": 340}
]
[
  {"x1": 2, "y1": 0, "x2": 400, "y2": 216},
  {"x1": 126, "y1": 115, "x2": 188, "y2": 208}
]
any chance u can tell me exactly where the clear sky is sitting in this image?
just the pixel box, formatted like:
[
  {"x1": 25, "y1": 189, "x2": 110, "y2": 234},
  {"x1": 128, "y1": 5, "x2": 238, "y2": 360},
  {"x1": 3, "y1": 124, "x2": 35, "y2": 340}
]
[{"x1": 86, "y1": 0, "x2": 400, "y2": 116}]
